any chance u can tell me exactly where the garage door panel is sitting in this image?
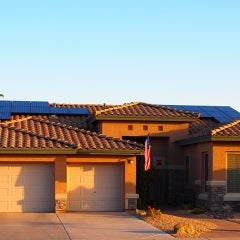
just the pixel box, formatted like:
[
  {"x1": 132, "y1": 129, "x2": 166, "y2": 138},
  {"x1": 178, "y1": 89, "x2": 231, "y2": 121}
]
[
  {"x1": 0, "y1": 163, "x2": 54, "y2": 212},
  {"x1": 68, "y1": 200, "x2": 80, "y2": 209},
  {"x1": 24, "y1": 188, "x2": 51, "y2": 200},
  {"x1": 68, "y1": 163, "x2": 123, "y2": 211},
  {"x1": 12, "y1": 175, "x2": 24, "y2": 185},
  {"x1": 96, "y1": 200, "x2": 121, "y2": 210},
  {"x1": 0, "y1": 188, "x2": 10, "y2": 199},
  {"x1": 82, "y1": 200, "x2": 95, "y2": 209},
  {"x1": 9, "y1": 165, "x2": 22, "y2": 173},
  {"x1": 24, "y1": 174, "x2": 50, "y2": 186},
  {"x1": 0, "y1": 176, "x2": 10, "y2": 185},
  {"x1": 10, "y1": 188, "x2": 24, "y2": 198},
  {"x1": 23, "y1": 201, "x2": 51, "y2": 212}
]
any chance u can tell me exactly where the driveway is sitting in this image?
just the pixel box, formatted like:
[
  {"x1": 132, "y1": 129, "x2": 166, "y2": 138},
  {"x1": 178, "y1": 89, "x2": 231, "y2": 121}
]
[{"x1": 0, "y1": 212, "x2": 174, "y2": 240}]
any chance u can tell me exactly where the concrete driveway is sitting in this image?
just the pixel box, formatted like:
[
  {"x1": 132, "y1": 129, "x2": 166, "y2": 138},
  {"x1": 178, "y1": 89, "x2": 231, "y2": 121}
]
[{"x1": 0, "y1": 212, "x2": 174, "y2": 240}]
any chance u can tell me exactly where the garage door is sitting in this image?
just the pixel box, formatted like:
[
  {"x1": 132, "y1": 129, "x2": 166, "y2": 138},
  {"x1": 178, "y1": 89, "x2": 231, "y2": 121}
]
[
  {"x1": 67, "y1": 163, "x2": 123, "y2": 211},
  {"x1": 0, "y1": 163, "x2": 54, "y2": 212}
]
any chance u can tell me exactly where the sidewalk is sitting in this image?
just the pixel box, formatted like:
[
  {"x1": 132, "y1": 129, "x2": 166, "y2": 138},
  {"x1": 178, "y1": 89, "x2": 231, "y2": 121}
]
[{"x1": 199, "y1": 217, "x2": 240, "y2": 239}]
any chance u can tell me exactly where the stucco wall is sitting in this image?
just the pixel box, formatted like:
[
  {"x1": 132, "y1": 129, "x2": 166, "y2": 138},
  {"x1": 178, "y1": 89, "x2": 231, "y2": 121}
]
[
  {"x1": 184, "y1": 142, "x2": 213, "y2": 191},
  {"x1": 100, "y1": 120, "x2": 189, "y2": 139},
  {"x1": 212, "y1": 143, "x2": 240, "y2": 180}
]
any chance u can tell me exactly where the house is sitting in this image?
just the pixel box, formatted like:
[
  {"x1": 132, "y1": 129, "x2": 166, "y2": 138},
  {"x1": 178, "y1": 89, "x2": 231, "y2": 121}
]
[
  {"x1": 0, "y1": 101, "x2": 142, "y2": 212},
  {"x1": 0, "y1": 100, "x2": 240, "y2": 212},
  {"x1": 166, "y1": 105, "x2": 240, "y2": 210}
]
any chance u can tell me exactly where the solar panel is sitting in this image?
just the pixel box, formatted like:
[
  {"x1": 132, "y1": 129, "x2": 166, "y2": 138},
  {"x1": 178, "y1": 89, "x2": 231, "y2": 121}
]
[
  {"x1": 163, "y1": 104, "x2": 240, "y2": 123},
  {"x1": 31, "y1": 101, "x2": 50, "y2": 114},
  {"x1": 183, "y1": 106, "x2": 202, "y2": 112},
  {"x1": 200, "y1": 106, "x2": 219, "y2": 111},
  {"x1": 198, "y1": 111, "x2": 212, "y2": 117},
  {"x1": 215, "y1": 115, "x2": 232, "y2": 123},
  {"x1": 68, "y1": 108, "x2": 89, "y2": 115},
  {"x1": 50, "y1": 107, "x2": 70, "y2": 114},
  {"x1": 0, "y1": 101, "x2": 11, "y2": 112},
  {"x1": 11, "y1": 101, "x2": 31, "y2": 113},
  {"x1": 50, "y1": 107, "x2": 89, "y2": 115},
  {"x1": 0, "y1": 112, "x2": 11, "y2": 119},
  {"x1": 0, "y1": 100, "x2": 88, "y2": 119}
]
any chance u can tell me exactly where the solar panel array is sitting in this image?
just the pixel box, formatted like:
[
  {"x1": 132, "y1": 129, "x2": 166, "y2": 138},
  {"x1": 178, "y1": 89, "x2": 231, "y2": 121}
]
[
  {"x1": 0, "y1": 100, "x2": 89, "y2": 120},
  {"x1": 164, "y1": 105, "x2": 240, "y2": 123}
]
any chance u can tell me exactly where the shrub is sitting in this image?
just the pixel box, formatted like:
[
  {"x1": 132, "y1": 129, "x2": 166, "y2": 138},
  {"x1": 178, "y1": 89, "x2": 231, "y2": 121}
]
[
  {"x1": 180, "y1": 204, "x2": 193, "y2": 211},
  {"x1": 147, "y1": 205, "x2": 162, "y2": 216},
  {"x1": 191, "y1": 207, "x2": 205, "y2": 214}
]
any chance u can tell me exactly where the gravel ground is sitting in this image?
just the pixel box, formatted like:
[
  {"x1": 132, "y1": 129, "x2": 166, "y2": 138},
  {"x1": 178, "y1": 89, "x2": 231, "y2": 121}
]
[
  {"x1": 134, "y1": 207, "x2": 240, "y2": 239},
  {"x1": 141, "y1": 211, "x2": 217, "y2": 238}
]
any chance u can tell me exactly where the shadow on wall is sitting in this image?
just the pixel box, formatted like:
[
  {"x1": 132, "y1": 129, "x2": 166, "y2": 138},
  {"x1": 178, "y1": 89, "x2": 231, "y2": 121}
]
[
  {"x1": 67, "y1": 163, "x2": 125, "y2": 211},
  {"x1": 15, "y1": 163, "x2": 55, "y2": 213}
]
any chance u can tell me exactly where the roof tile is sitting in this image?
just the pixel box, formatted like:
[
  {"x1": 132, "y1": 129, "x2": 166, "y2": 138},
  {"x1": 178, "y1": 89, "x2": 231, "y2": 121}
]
[
  {"x1": 188, "y1": 118, "x2": 240, "y2": 138},
  {"x1": 211, "y1": 119, "x2": 240, "y2": 136},
  {"x1": 0, "y1": 116, "x2": 142, "y2": 151},
  {"x1": 94, "y1": 102, "x2": 199, "y2": 119}
]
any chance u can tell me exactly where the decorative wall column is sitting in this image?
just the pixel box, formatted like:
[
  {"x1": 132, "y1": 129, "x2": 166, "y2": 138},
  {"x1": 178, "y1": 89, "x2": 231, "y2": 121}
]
[
  {"x1": 125, "y1": 193, "x2": 139, "y2": 209},
  {"x1": 206, "y1": 181, "x2": 226, "y2": 211}
]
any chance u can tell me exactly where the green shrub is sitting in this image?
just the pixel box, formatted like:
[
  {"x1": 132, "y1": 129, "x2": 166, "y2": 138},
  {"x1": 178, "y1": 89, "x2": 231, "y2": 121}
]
[
  {"x1": 191, "y1": 208, "x2": 205, "y2": 214},
  {"x1": 180, "y1": 204, "x2": 193, "y2": 211}
]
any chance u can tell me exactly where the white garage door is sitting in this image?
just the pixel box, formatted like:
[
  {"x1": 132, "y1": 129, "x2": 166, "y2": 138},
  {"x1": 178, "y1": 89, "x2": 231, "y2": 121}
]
[
  {"x1": 0, "y1": 163, "x2": 54, "y2": 212},
  {"x1": 67, "y1": 163, "x2": 123, "y2": 211}
]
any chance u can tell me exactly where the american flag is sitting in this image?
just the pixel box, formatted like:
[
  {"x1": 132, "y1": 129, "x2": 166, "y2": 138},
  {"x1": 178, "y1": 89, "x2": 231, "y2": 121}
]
[{"x1": 144, "y1": 136, "x2": 151, "y2": 171}]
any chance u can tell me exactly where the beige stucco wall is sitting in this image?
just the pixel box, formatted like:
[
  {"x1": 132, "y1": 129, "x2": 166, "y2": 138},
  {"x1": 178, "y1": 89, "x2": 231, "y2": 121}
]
[
  {"x1": 212, "y1": 142, "x2": 240, "y2": 180},
  {"x1": 183, "y1": 141, "x2": 240, "y2": 191},
  {"x1": 100, "y1": 120, "x2": 190, "y2": 166},
  {"x1": 100, "y1": 120, "x2": 189, "y2": 139},
  {"x1": 183, "y1": 142, "x2": 213, "y2": 190}
]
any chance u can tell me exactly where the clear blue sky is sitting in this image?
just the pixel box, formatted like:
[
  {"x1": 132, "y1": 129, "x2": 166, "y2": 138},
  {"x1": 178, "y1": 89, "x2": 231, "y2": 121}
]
[{"x1": 0, "y1": 0, "x2": 240, "y2": 111}]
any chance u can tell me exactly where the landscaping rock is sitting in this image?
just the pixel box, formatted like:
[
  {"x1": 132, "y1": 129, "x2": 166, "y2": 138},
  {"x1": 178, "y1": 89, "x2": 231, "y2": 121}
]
[{"x1": 174, "y1": 222, "x2": 195, "y2": 235}]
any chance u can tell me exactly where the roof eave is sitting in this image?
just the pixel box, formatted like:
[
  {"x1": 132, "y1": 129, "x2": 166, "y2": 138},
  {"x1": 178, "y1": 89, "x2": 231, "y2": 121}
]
[
  {"x1": 175, "y1": 136, "x2": 211, "y2": 146},
  {"x1": 176, "y1": 135, "x2": 240, "y2": 146},
  {"x1": 76, "y1": 149, "x2": 143, "y2": 155},
  {"x1": 211, "y1": 136, "x2": 240, "y2": 142},
  {"x1": 94, "y1": 115, "x2": 198, "y2": 122},
  {"x1": 0, "y1": 148, "x2": 77, "y2": 154},
  {"x1": 0, "y1": 148, "x2": 143, "y2": 155}
]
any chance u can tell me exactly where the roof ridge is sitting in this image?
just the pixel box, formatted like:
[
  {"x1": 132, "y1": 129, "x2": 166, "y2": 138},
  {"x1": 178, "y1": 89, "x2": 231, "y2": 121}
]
[
  {"x1": 0, "y1": 116, "x2": 33, "y2": 125},
  {"x1": 211, "y1": 119, "x2": 240, "y2": 135},
  {"x1": 95, "y1": 102, "x2": 139, "y2": 115}
]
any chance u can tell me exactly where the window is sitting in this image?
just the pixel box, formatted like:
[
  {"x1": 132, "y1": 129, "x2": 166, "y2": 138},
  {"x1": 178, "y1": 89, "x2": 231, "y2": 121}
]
[
  {"x1": 143, "y1": 125, "x2": 148, "y2": 131},
  {"x1": 202, "y1": 152, "x2": 208, "y2": 192},
  {"x1": 153, "y1": 156, "x2": 165, "y2": 169},
  {"x1": 128, "y1": 125, "x2": 133, "y2": 130},
  {"x1": 158, "y1": 126, "x2": 163, "y2": 131},
  {"x1": 185, "y1": 156, "x2": 190, "y2": 184},
  {"x1": 227, "y1": 153, "x2": 240, "y2": 193}
]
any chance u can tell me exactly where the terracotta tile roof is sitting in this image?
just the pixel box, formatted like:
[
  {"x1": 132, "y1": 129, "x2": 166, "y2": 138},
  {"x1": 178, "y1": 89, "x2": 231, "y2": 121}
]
[
  {"x1": 49, "y1": 103, "x2": 116, "y2": 115},
  {"x1": 177, "y1": 119, "x2": 240, "y2": 145},
  {"x1": 189, "y1": 118, "x2": 220, "y2": 136},
  {"x1": 93, "y1": 102, "x2": 199, "y2": 120},
  {"x1": 188, "y1": 119, "x2": 240, "y2": 137},
  {"x1": 0, "y1": 116, "x2": 143, "y2": 152},
  {"x1": 0, "y1": 114, "x2": 94, "y2": 131},
  {"x1": 211, "y1": 119, "x2": 240, "y2": 136},
  {"x1": 49, "y1": 102, "x2": 199, "y2": 120}
]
